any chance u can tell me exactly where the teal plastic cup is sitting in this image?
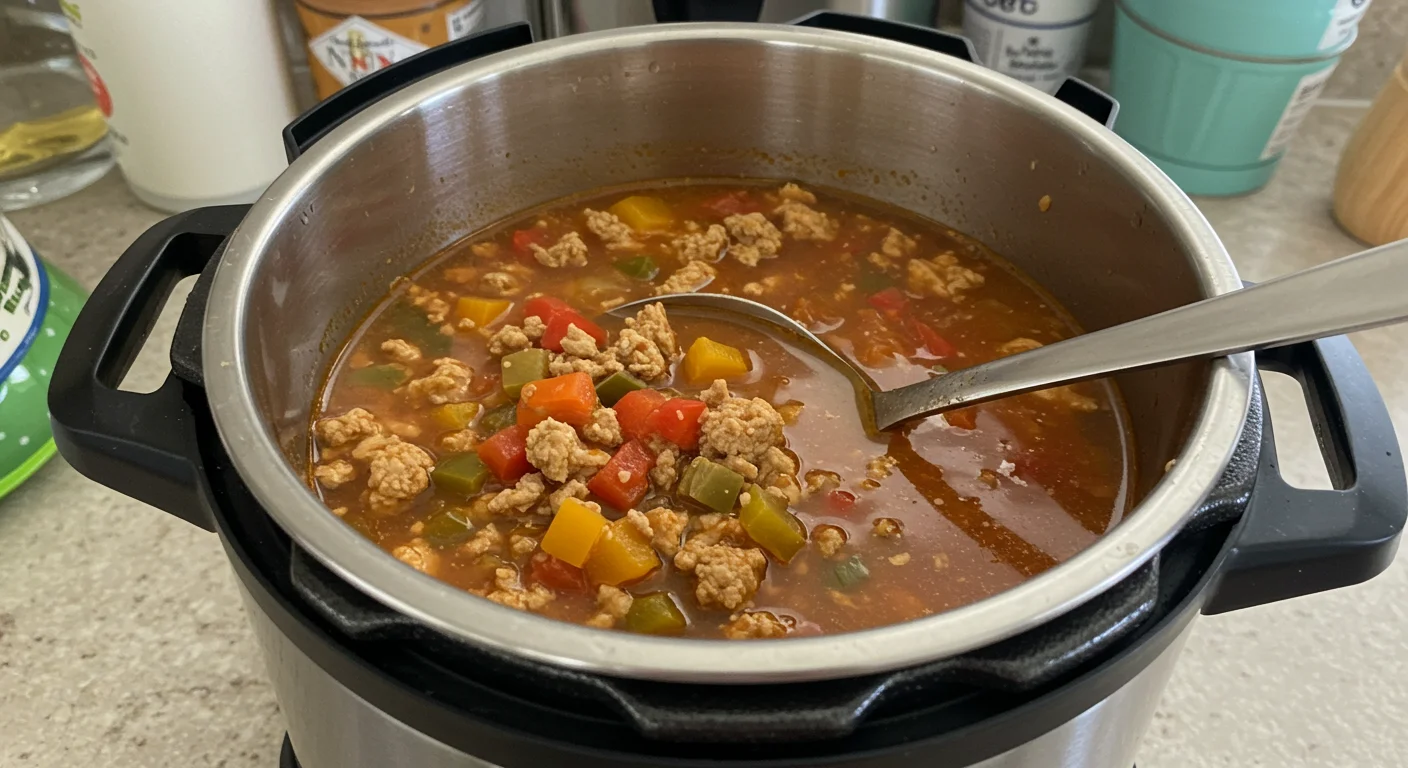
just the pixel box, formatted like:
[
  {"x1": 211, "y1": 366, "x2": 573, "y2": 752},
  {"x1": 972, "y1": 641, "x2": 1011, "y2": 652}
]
[{"x1": 1110, "y1": 0, "x2": 1370, "y2": 196}]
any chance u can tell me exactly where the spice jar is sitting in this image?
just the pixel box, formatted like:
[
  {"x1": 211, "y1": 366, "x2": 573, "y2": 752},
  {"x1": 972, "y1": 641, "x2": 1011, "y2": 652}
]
[{"x1": 295, "y1": 0, "x2": 486, "y2": 99}]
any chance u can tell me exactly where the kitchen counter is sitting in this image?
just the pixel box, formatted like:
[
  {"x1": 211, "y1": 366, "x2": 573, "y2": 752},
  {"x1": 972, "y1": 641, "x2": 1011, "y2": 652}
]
[{"x1": 2, "y1": 104, "x2": 1405, "y2": 768}]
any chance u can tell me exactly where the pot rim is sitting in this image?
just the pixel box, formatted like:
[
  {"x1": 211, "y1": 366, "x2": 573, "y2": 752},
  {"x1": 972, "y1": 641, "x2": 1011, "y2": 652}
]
[{"x1": 203, "y1": 23, "x2": 1253, "y2": 683}]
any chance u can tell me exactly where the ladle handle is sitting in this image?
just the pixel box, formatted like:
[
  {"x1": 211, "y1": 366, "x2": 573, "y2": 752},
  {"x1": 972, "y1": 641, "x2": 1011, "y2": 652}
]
[{"x1": 874, "y1": 237, "x2": 1408, "y2": 430}]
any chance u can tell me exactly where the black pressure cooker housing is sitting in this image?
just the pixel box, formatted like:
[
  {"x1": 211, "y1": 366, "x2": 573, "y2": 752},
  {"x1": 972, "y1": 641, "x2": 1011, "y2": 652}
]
[{"x1": 48, "y1": 15, "x2": 1405, "y2": 767}]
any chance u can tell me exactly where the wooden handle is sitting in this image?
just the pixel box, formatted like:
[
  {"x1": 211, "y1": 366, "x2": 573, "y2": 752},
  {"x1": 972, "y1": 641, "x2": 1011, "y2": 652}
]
[{"x1": 1333, "y1": 50, "x2": 1408, "y2": 246}]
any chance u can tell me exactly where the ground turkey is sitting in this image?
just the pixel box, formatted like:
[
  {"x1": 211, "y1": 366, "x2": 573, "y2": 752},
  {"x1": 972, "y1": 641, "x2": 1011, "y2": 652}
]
[
  {"x1": 867, "y1": 227, "x2": 918, "y2": 271},
  {"x1": 723, "y1": 213, "x2": 783, "y2": 266},
  {"x1": 486, "y1": 316, "x2": 546, "y2": 356},
  {"x1": 487, "y1": 473, "x2": 546, "y2": 515},
  {"x1": 773, "y1": 198, "x2": 838, "y2": 241},
  {"x1": 352, "y1": 434, "x2": 434, "y2": 509},
  {"x1": 406, "y1": 358, "x2": 472, "y2": 404},
  {"x1": 907, "y1": 252, "x2": 985, "y2": 301},
  {"x1": 723, "y1": 611, "x2": 792, "y2": 639},
  {"x1": 644, "y1": 506, "x2": 689, "y2": 558},
  {"x1": 692, "y1": 545, "x2": 768, "y2": 611},
  {"x1": 672, "y1": 224, "x2": 728, "y2": 262},
  {"x1": 655, "y1": 260, "x2": 716, "y2": 295},
  {"x1": 525, "y1": 418, "x2": 611, "y2": 482},
  {"x1": 484, "y1": 567, "x2": 555, "y2": 612},
  {"x1": 583, "y1": 209, "x2": 640, "y2": 250},
  {"x1": 530, "y1": 231, "x2": 589, "y2": 268},
  {"x1": 316, "y1": 407, "x2": 380, "y2": 447},
  {"x1": 406, "y1": 283, "x2": 450, "y2": 324},
  {"x1": 814, "y1": 525, "x2": 847, "y2": 558},
  {"x1": 585, "y1": 586, "x2": 634, "y2": 628},
  {"x1": 698, "y1": 383, "x2": 786, "y2": 464},
  {"x1": 380, "y1": 338, "x2": 422, "y2": 364},
  {"x1": 548, "y1": 479, "x2": 589, "y2": 511},
  {"x1": 647, "y1": 437, "x2": 680, "y2": 492},
  {"x1": 549, "y1": 325, "x2": 625, "y2": 379},
  {"x1": 624, "y1": 302, "x2": 679, "y2": 358},
  {"x1": 313, "y1": 459, "x2": 356, "y2": 490},
  {"x1": 392, "y1": 538, "x2": 439, "y2": 575},
  {"x1": 463, "y1": 523, "x2": 505, "y2": 557},
  {"x1": 582, "y1": 407, "x2": 623, "y2": 447}
]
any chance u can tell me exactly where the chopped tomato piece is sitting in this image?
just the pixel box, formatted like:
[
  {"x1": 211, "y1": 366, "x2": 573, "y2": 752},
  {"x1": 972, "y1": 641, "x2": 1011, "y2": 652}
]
[
  {"x1": 476, "y1": 425, "x2": 531, "y2": 483},
  {"x1": 540, "y1": 311, "x2": 608, "y2": 353},
  {"x1": 588, "y1": 440, "x2": 656, "y2": 510},
  {"x1": 867, "y1": 287, "x2": 910, "y2": 315},
  {"x1": 511, "y1": 228, "x2": 549, "y2": 254},
  {"x1": 945, "y1": 407, "x2": 979, "y2": 431},
  {"x1": 826, "y1": 489, "x2": 858, "y2": 515},
  {"x1": 613, "y1": 388, "x2": 669, "y2": 441},
  {"x1": 528, "y1": 553, "x2": 589, "y2": 592},
  {"x1": 908, "y1": 318, "x2": 957, "y2": 358},
  {"x1": 518, "y1": 371, "x2": 598, "y2": 427},
  {"x1": 647, "y1": 398, "x2": 707, "y2": 450}
]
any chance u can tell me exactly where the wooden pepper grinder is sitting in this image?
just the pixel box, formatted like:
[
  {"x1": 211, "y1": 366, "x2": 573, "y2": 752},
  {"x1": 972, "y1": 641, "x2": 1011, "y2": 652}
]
[{"x1": 1333, "y1": 44, "x2": 1408, "y2": 246}]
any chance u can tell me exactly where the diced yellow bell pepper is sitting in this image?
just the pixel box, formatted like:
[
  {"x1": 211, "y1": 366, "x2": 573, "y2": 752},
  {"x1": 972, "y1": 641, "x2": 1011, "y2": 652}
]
[
  {"x1": 683, "y1": 336, "x2": 750, "y2": 383},
  {"x1": 540, "y1": 498, "x2": 608, "y2": 567},
  {"x1": 456, "y1": 296, "x2": 512, "y2": 328},
  {"x1": 429, "y1": 402, "x2": 481, "y2": 431},
  {"x1": 585, "y1": 517, "x2": 661, "y2": 586},
  {"x1": 608, "y1": 195, "x2": 675, "y2": 231}
]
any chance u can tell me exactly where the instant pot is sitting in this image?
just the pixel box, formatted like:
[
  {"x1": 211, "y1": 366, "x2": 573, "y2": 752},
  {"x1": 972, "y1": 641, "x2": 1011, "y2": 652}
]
[
  {"x1": 49, "y1": 16, "x2": 1405, "y2": 768},
  {"x1": 539, "y1": 0, "x2": 941, "y2": 37}
]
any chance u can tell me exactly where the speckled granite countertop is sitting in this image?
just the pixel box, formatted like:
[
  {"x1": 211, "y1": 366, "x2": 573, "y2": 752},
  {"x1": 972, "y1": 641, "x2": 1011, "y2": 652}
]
[{"x1": 1, "y1": 105, "x2": 1404, "y2": 768}]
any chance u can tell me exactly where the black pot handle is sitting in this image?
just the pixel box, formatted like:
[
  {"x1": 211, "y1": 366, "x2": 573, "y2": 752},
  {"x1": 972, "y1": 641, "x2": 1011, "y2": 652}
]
[
  {"x1": 283, "y1": 23, "x2": 535, "y2": 161},
  {"x1": 1203, "y1": 336, "x2": 1407, "y2": 615},
  {"x1": 48, "y1": 206, "x2": 249, "y2": 530},
  {"x1": 790, "y1": 12, "x2": 1118, "y2": 128}
]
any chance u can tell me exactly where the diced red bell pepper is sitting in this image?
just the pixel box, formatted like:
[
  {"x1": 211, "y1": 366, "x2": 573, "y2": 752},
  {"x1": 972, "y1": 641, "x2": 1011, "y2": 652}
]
[
  {"x1": 511, "y1": 228, "x2": 549, "y2": 254},
  {"x1": 945, "y1": 407, "x2": 978, "y2": 431},
  {"x1": 525, "y1": 295, "x2": 575, "y2": 323},
  {"x1": 867, "y1": 287, "x2": 910, "y2": 315},
  {"x1": 646, "y1": 398, "x2": 707, "y2": 450},
  {"x1": 613, "y1": 388, "x2": 669, "y2": 441},
  {"x1": 540, "y1": 311, "x2": 608, "y2": 353},
  {"x1": 518, "y1": 371, "x2": 598, "y2": 427},
  {"x1": 701, "y1": 191, "x2": 761, "y2": 217},
  {"x1": 525, "y1": 296, "x2": 609, "y2": 352},
  {"x1": 528, "y1": 552, "x2": 590, "y2": 592},
  {"x1": 477, "y1": 425, "x2": 531, "y2": 483},
  {"x1": 908, "y1": 318, "x2": 957, "y2": 358},
  {"x1": 587, "y1": 440, "x2": 656, "y2": 510},
  {"x1": 826, "y1": 489, "x2": 858, "y2": 515}
]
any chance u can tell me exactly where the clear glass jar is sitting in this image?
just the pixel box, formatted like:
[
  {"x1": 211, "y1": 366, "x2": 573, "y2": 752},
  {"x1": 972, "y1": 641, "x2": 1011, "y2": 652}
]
[{"x1": 0, "y1": 0, "x2": 113, "y2": 210}]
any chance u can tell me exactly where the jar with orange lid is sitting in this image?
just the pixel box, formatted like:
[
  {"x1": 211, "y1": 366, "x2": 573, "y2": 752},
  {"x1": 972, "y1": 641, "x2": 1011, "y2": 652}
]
[{"x1": 295, "y1": 0, "x2": 485, "y2": 99}]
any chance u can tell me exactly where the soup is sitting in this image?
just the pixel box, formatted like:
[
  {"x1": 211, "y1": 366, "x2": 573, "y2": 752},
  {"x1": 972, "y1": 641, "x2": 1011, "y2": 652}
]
[{"x1": 309, "y1": 181, "x2": 1132, "y2": 639}]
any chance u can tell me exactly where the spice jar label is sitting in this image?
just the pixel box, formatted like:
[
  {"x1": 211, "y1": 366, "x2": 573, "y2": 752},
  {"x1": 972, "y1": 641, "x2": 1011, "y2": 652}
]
[{"x1": 308, "y1": 16, "x2": 428, "y2": 88}]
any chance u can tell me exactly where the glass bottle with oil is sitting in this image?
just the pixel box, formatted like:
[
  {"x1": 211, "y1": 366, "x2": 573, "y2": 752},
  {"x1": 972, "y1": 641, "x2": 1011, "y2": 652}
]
[{"x1": 0, "y1": 0, "x2": 112, "y2": 210}]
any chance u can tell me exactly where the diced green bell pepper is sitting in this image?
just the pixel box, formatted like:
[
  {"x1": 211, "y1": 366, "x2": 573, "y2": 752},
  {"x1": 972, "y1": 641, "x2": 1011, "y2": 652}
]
[
  {"x1": 501, "y1": 348, "x2": 551, "y2": 399},
  {"x1": 346, "y1": 364, "x2": 409, "y2": 390},
  {"x1": 431, "y1": 453, "x2": 490, "y2": 497},
  {"x1": 594, "y1": 370, "x2": 647, "y2": 406},
  {"x1": 477, "y1": 403, "x2": 517, "y2": 434},
  {"x1": 678, "y1": 457, "x2": 745, "y2": 514},
  {"x1": 739, "y1": 484, "x2": 807, "y2": 563},
  {"x1": 383, "y1": 300, "x2": 452, "y2": 355},
  {"x1": 614, "y1": 255, "x2": 660, "y2": 281},
  {"x1": 623, "y1": 592, "x2": 687, "y2": 635},
  {"x1": 420, "y1": 509, "x2": 474, "y2": 546},
  {"x1": 832, "y1": 555, "x2": 871, "y2": 589}
]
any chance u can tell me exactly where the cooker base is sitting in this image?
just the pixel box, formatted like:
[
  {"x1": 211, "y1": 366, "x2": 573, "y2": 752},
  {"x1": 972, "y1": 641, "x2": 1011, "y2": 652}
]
[{"x1": 275, "y1": 732, "x2": 1143, "y2": 768}]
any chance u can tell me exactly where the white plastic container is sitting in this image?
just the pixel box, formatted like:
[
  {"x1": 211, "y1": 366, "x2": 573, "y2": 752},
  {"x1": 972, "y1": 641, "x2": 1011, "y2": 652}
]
[
  {"x1": 62, "y1": 0, "x2": 298, "y2": 212},
  {"x1": 962, "y1": 0, "x2": 1102, "y2": 93}
]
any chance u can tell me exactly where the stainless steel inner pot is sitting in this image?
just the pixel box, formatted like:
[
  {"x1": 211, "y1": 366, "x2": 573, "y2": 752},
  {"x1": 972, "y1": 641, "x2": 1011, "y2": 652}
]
[{"x1": 203, "y1": 23, "x2": 1253, "y2": 682}]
